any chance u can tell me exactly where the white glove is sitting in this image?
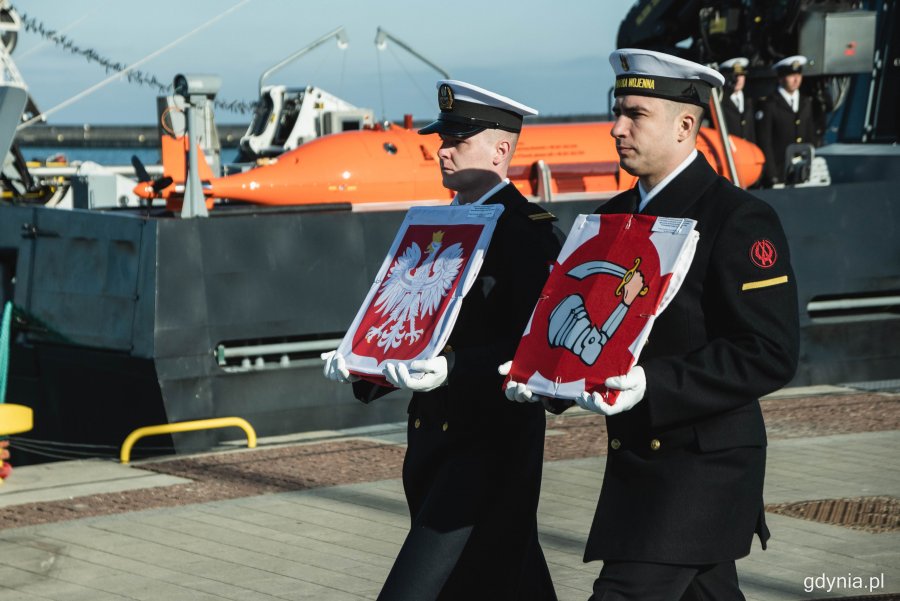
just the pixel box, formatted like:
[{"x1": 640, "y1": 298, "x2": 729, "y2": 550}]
[
  {"x1": 497, "y1": 361, "x2": 546, "y2": 403},
  {"x1": 383, "y1": 356, "x2": 448, "y2": 392},
  {"x1": 320, "y1": 350, "x2": 359, "y2": 384},
  {"x1": 576, "y1": 366, "x2": 646, "y2": 416}
]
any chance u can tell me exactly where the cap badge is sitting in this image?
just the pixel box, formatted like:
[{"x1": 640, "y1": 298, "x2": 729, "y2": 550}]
[
  {"x1": 791, "y1": 60, "x2": 800, "y2": 70},
  {"x1": 620, "y1": 54, "x2": 630, "y2": 72},
  {"x1": 438, "y1": 84, "x2": 454, "y2": 110},
  {"x1": 750, "y1": 239, "x2": 777, "y2": 268}
]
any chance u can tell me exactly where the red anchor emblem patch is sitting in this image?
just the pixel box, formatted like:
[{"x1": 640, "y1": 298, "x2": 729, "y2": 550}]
[{"x1": 750, "y1": 239, "x2": 777, "y2": 268}]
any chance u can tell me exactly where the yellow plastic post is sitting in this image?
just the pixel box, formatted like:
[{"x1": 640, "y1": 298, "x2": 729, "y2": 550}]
[
  {"x1": 120, "y1": 417, "x2": 257, "y2": 464},
  {"x1": 0, "y1": 403, "x2": 33, "y2": 436}
]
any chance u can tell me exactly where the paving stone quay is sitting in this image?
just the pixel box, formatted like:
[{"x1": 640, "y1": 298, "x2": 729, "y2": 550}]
[{"x1": 0, "y1": 387, "x2": 896, "y2": 600}]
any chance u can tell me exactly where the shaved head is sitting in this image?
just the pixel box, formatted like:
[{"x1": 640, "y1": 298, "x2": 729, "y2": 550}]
[{"x1": 666, "y1": 102, "x2": 705, "y2": 138}]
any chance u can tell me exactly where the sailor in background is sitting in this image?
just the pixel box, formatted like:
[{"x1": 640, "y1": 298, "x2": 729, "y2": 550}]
[
  {"x1": 323, "y1": 80, "x2": 561, "y2": 600},
  {"x1": 505, "y1": 48, "x2": 799, "y2": 600},
  {"x1": 755, "y1": 55, "x2": 817, "y2": 186},
  {"x1": 718, "y1": 57, "x2": 755, "y2": 142}
]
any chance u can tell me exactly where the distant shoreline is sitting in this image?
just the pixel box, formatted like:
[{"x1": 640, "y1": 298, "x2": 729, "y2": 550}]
[{"x1": 16, "y1": 123, "x2": 248, "y2": 149}]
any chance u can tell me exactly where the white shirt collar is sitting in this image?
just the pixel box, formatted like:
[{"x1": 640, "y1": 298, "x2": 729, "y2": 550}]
[
  {"x1": 450, "y1": 178, "x2": 510, "y2": 206},
  {"x1": 730, "y1": 90, "x2": 744, "y2": 112},
  {"x1": 778, "y1": 86, "x2": 799, "y2": 111},
  {"x1": 637, "y1": 149, "x2": 697, "y2": 212}
]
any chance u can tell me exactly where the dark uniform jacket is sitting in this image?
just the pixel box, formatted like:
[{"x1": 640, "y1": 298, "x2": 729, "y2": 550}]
[
  {"x1": 756, "y1": 90, "x2": 816, "y2": 185},
  {"x1": 354, "y1": 183, "x2": 561, "y2": 600},
  {"x1": 722, "y1": 90, "x2": 756, "y2": 143},
  {"x1": 585, "y1": 153, "x2": 799, "y2": 565}
]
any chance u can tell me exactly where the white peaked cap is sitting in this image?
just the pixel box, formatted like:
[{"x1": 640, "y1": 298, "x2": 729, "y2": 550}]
[
  {"x1": 418, "y1": 79, "x2": 538, "y2": 137},
  {"x1": 610, "y1": 48, "x2": 725, "y2": 107},
  {"x1": 611, "y1": 49, "x2": 725, "y2": 86},
  {"x1": 435, "y1": 80, "x2": 538, "y2": 117},
  {"x1": 720, "y1": 57, "x2": 750, "y2": 71},
  {"x1": 773, "y1": 55, "x2": 808, "y2": 73}
]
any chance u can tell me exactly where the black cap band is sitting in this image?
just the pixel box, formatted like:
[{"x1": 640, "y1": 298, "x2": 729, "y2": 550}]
[
  {"x1": 776, "y1": 64, "x2": 804, "y2": 76},
  {"x1": 614, "y1": 74, "x2": 712, "y2": 107},
  {"x1": 418, "y1": 98, "x2": 524, "y2": 137},
  {"x1": 418, "y1": 83, "x2": 531, "y2": 137},
  {"x1": 440, "y1": 99, "x2": 523, "y2": 132}
]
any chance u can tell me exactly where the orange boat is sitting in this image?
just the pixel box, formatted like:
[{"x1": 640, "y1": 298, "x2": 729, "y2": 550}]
[{"x1": 136, "y1": 116, "x2": 764, "y2": 211}]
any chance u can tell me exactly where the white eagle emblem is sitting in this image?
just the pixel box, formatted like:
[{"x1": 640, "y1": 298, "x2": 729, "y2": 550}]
[{"x1": 366, "y1": 231, "x2": 464, "y2": 351}]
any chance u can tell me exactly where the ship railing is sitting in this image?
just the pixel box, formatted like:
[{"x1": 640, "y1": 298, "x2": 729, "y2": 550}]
[
  {"x1": 0, "y1": 44, "x2": 25, "y2": 88},
  {"x1": 215, "y1": 337, "x2": 344, "y2": 372}
]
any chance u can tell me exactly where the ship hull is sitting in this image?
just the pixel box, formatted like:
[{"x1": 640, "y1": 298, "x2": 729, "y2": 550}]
[{"x1": 2, "y1": 161, "x2": 897, "y2": 463}]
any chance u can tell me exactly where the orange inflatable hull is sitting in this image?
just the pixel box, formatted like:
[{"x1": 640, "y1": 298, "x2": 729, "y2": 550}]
[{"x1": 139, "y1": 122, "x2": 764, "y2": 209}]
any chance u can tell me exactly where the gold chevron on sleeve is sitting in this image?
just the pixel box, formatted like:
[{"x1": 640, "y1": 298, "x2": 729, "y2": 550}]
[{"x1": 742, "y1": 275, "x2": 789, "y2": 291}]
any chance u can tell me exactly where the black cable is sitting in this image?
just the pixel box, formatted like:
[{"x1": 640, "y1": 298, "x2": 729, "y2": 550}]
[
  {"x1": 13, "y1": 436, "x2": 175, "y2": 451},
  {"x1": 12, "y1": 436, "x2": 118, "y2": 449},
  {"x1": 8, "y1": 441, "x2": 114, "y2": 461},
  {"x1": 11, "y1": 444, "x2": 115, "y2": 460}
]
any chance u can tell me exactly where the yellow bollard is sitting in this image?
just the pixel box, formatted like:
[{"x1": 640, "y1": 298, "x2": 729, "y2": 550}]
[
  {"x1": 0, "y1": 404, "x2": 33, "y2": 436},
  {"x1": 120, "y1": 417, "x2": 257, "y2": 464}
]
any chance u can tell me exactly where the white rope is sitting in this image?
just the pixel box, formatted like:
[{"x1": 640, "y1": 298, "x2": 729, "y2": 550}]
[
  {"x1": 339, "y1": 45, "x2": 347, "y2": 98},
  {"x1": 375, "y1": 44, "x2": 386, "y2": 123},
  {"x1": 387, "y1": 44, "x2": 431, "y2": 107},
  {"x1": 17, "y1": 0, "x2": 255, "y2": 131}
]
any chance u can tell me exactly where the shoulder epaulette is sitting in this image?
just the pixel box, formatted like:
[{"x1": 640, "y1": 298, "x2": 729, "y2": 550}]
[
  {"x1": 517, "y1": 202, "x2": 557, "y2": 223},
  {"x1": 529, "y1": 211, "x2": 557, "y2": 222}
]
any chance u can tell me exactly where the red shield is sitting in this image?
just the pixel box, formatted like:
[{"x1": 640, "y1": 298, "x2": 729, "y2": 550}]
[
  {"x1": 338, "y1": 205, "x2": 504, "y2": 386},
  {"x1": 350, "y1": 224, "x2": 483, "y2": 362},
  {"x1": 507, "y1": 213, "x2": 697, "y2": 405}
]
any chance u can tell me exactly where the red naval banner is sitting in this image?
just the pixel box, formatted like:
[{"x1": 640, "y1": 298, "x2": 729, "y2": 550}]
[
  {"x1": 338, "y1": 204, "x2": 504, "y2": 385},
  {"x1": 506, "y1": 213, "x2": 698, "y2": 405}
]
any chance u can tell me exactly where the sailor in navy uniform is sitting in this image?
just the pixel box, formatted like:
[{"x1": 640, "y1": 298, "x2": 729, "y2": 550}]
[
  {"x1": 755, "y1": 55, "x2": 817, "y2": 186},
  {"x1": 719, "y1": 57, "x2": 756, "y2": 142},
  {"x1": 323, "y1": 80, "x2": 560, "y2": 601},
  {"x1": 504, "y1": 48, "x2": 799, "y2": 600}
]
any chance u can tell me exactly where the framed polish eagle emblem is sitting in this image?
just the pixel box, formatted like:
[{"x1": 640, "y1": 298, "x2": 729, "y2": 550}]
[
  {"x1": 338, "y1": 204, "x2": 504, "y2": 384},
  {"x1": 505, "y1": 213, "x2": 699, "y2": 405}
]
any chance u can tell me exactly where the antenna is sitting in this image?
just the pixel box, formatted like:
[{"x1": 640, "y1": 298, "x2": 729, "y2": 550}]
[{"x1": 258, "y1": 26, "x2": 349, "y2": 94}]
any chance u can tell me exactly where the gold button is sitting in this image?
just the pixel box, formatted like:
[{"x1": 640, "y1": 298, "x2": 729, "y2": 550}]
[
  {"x1": 796, "y1": 137, "x2": 802, "y2": 143},
  {"x1": 442, "y1": 421, "x2": 449, "y2": 432},
  {"x1": 610, "y1": 438, "x2": 621, "y2": 450},
  {"x1": 795, "y1": 119, "x2": 801, "y2": 125},
  {"x1": 650, "y1": 439, "x2": 661, "y2": 451},
  {"x1": 414, "y1": 418, "x2": 421, "y2": 429}
]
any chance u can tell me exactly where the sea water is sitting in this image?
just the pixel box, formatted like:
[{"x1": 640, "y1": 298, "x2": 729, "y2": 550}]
[
  {"x1": 19, "y1": 146, "x2": 163, "y2": 167},
  {"x1": 19, "y1": 146, "x2": 246, "y2": 170}
]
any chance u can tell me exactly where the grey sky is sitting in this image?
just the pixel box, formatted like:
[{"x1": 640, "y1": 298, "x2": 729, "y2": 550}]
[{"x1": 14, "y1": 0, "x2": 633, "y2": 125}]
